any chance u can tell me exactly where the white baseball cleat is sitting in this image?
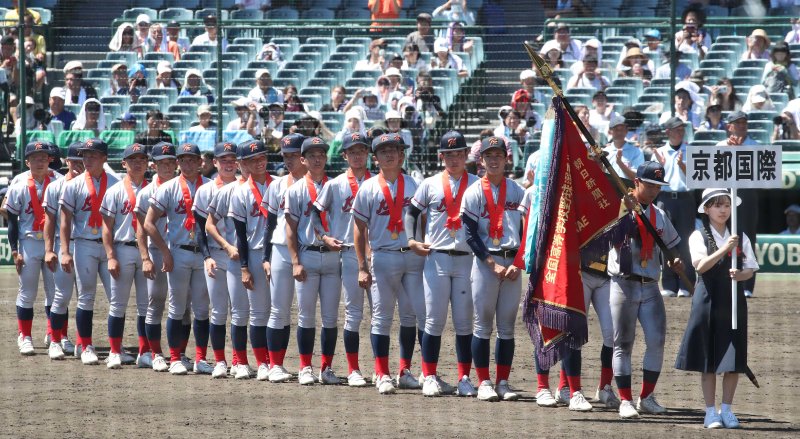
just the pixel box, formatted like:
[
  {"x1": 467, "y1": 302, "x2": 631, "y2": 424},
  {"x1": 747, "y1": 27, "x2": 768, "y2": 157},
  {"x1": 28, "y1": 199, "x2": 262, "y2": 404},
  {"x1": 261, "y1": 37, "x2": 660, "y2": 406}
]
[
  {"x1": 212, "y1": 361, "x2": 228, "y2": 379},
  {"x1": 660, "y1": 289, "x2": 677, "y2": 297},
  {"x1": 456, "y1": 375, "x2": 477, "y2": 397},
  {"x1": 152, "y1": 354, "x2": 169, "y2": 372},
  {"x1": 234, "y1": 364, "x2": 251, "y2": 380},
  {"x1": 476, "y1": 380, "x2": 499, "y2": 402},
  {"x1": 193, "y1": 360, "x2": 214, "y2": 374},
  {"x1": 704, "y1": 411, "x2": 723, "y2": 429},
  {"x1": 245, "y1": 364, "x2": 257, "y2": 378},
  {"x1": 436, "y1": 376, "x2": 456, "y2": 395},
  {"x1": 568, "y1": 391, "x2": 593, "y2": 411},
  {"x1": 376, "y1": 375, "x2": 396, "y2": 395},
  {"x1": 347, "y1": 370, "x2": 368, "y2": 387},
  {"x1": 555, "y1": 386, "x2": 570, "y2": 405},
  {"x1": 319, "y1": 367, "x2": 341, "y2": 385},
  {"x1": 61, "y1": 337, "x2": 76, "y2": 355},
  {"x1": 268, "y1": 365, "x2": 292, "y2": 383},
  {"x1": 106, "y1": 353, "x2": 123, "y2": 369},
  {"x1": 298, "y1": 366, "x2": 315, "y2": 385},
  {"x1": 719, "y1": 410, "x2": 740, "y2": 429},
  {"x1": 496, "y1": 380, "x2": 519, "y2": 401},
  {"x1": 169, "y1": 360, "x2": 188, "y2": 375},
  {"x1": 637, "y1": 394, "x2": 667, "y2": 414},
  {"x1": 535, "y1": 389, "x2": 558, "y2": 407},
  {"x1": 422, "y1": 375, "x2": 442, "y2": 397},
  {"x1": 396, "y1": 369, "x2": 422, "y2": 389},
  {"x1": 619, "y1": 400, "x2": 640, "y2": 419},
  {"x1": 596, "y1": 384, "x2": 621, "y2": 409},
  {"x1": 48, "y1": 342, "x2": 65, "y2": 360},
  {"x1": 119, "y1": 349, "x2": 136, "y2": 365},
  {"x1": 18, "y1": 336, "x2": 35, "y2": 356},
  {"x1": 256, "y1": 363, "x2": 270, "y2": 381},
  {"x1": 136, "y1": 352, "x2": 153, "y2": 368},
  {"x1": 677, "y1": 289, "x2": 691, "y2": 297},
  {"x1": 81, "y1": 345, "x2": 99, "y2": 365},
  {"x1": 17, "y1": 333, "x2": 23, "y2": 348},
  {"x1": 180, "y1": 354, "x2": 193, "y2": 371}
]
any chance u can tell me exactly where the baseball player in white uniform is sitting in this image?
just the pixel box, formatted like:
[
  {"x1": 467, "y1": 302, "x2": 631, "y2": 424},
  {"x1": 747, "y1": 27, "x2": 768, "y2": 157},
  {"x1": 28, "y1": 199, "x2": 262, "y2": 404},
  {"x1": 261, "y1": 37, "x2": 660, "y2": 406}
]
[
  {"x1": 405, "y1": 131, "x2": 479, "y2": 397},
  {"x1": 100, "y1": 143, "x2": 150, "y2": 369},
  {"x1": 193, "y1": 141, "x2": 240, "y2": 378},
  {"x1": 7, "y1": 141, "x2": 58, "y2": 356},
  {"x1": 58, "y1": 138, "x2": 119, "y2": 365},
  {"x1": 352, "y1": 133, "x2": 424, "y2": 395},
  {"x1": 312, "y1": 132, "x2": 372, "y2": 387},
  {"x1": 230, "y1": 140, "x2": 274, "y2": 381},
  {"x1": 144, "y1": 143, "x2": 212, "y2": 376},
  {"x1": 262, "y1": 133, "x2": 306, "y2": 383},
  {"x1": 44, "y1": 142, "x2": 83, "y2": 359},
  {"x1": 284, "y1": 136, "x2": 341, "y2": 385},
  {"x1": 460, "y1": 136, "x2": 525, "y2": 402}
]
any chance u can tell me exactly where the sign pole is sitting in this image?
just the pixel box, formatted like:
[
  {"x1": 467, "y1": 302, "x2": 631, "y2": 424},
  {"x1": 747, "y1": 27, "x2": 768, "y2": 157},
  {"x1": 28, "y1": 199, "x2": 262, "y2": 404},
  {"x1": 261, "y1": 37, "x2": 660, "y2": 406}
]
[{"x1": 730, "y1": 186, "x2": 738, "y2": 330}]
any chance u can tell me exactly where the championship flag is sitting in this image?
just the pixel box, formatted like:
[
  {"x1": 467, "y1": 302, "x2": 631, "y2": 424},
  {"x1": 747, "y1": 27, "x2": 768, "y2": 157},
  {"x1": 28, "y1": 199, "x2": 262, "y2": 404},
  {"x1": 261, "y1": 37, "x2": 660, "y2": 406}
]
[{"x1": 522, "y1": 97, "x2": 622, "y2": 369}]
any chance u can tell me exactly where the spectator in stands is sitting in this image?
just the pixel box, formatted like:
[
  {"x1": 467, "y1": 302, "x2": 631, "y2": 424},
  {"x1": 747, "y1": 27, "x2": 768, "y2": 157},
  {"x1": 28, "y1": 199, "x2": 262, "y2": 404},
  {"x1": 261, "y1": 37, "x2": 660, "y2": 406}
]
[
  {"x1": 369, "y1": 0, "x2": 401, "y2": 29},
  {"x1": 384, "y1": 67, "x2": 407, "y2": 94},
  {"x1": 180, "y1": 68, "x2": 214, "y2": 104},
  {"x1": 494, "y1": 107, "x2": 529, "y2": 145},
  {"x1": 373, "y1": 74, "x2": 403, "y2": 108},
  {"x1": 385, "y1": 109, "x2": 414, "y2": 149},
  {"x1": 640, "y1": 123, "x2": 664, "y2": 160},
  {"x1": 192, "y1": 15, "x2": 228, "y2": 52},
  {"x1": 786, "y1": 17, "x2": 800, "y2": 44},
  {"x1": 127, "y1": 62, "x2": 149, "y2": 104},
  {"x1": 538, "y1": 40, "x2": 564, "y2": 71},
  {"x1": 618, "y1": 47, "x2": 652, "y2": 86},
  {"x1": 781, "y1": 204, "x2": 800, "y2": 234},
  {"x1": 290, "y1": 112, "x2": 332, "y2": 140},
  {"x1": 135, "y1": 14, "x2": 151, "y2": 48},
  {"x1": 72, "y1": 98, "x2": 106, "y2": 135},
  {"x1": 155, "y1": 61, "x2": 181, "y2": 89},
  {"x1": 762, "y1": 41, "x2": 799, "y2": 96},
  {"x1": 118, "y1": 112, "x2": 137, "y2": 131},
  {"x1": 433, "y1": 0, "x2": 476, "y2": 26},
  {"x1": 708, "y1": 77, "x2": 741, "y2": 111},
  {"x1": 697, "y1": 104, "x2": 726, "y2": 131},
  {"x1": 109, "y1": 23, "x2": 143, "y2": 58},
  {"x1": 674, "y1": 6, "x2": 709, "y2": 58},
  {"x1": 360, "y1": 89, "x2": 385, "y2": 121},
  {"x1": 742, "y1": 84, "x2": 776, "y2": 112},
  {"x1": 329, "y1": 108, "x2": 367, "y2": 157},
  {"x1": 47, "y1": 87, "x2": 75, "y2": 131},
  {"x1": 190, "y1": 105, "x2": 216, "y2": 131},
  {"x1": 236, "y1": 0, "x2": 271, "y2": 11},
  {"x1": 247, "y1": 69, "x2": 283, "y2": 105},
  {"x1": 659, "y1": 85, "x2": 702, "y2": 129},
  {"x1": 510, "y1": 89, "x2": 542, "y2": 132},
  {"x1": 642, "y1": 29, "x2": 663, "y2": 69},
  {"x1": 166, "y1": 21, "x2": 190, "y2": 56},
  {"x1": 63, "y1": 61, "x2": 98, "y2": 107},
  {"x1": 256, "y1": 42, "x2": 286, "y2": 69},
  {"x1": 386, "y1": 52, "x2": 405, "y2": 72},
  {"x1": 0, "y1": 35, "x2": 20, "y2": 109},
  {"x1": 23, "y1": 36, "x2": 45, "y2": 93},
  {"x1": 414, "y1": 83, "x2": 444, "y2": 130},
  {"x1": 405, "y1": 13, "x2": 435, "y2": 53},
  {"x1": 201, "y1": 151, "x2": 217, "y2": 178},
  {"x1": 688, "y1": 69, "x2": 712, "y2": 95},
  {"x1": 107, "y1": 63, "x2": 130, "y2": 96},
  {"x1": 320, "y1": 85, "x2": 347, "y2": 112},
  {"x1": 402, "y1": 43, "x2": 428, "y2": 74},
  {"x1": 143, "y1": 23, "x2": 181, "y2": 61},
  {"x1": 518, "y1": 69, "x2": 544, "y2": 104},
  {"x1": 23, "y1": 14, "x2": 45, "y2": 63},
  {"x1": 431, "y1": 37, "x2": 468, "y2": 77},
  {"x1": 356, "y1": 39, "x2": 386, "y2": 71},
  {"x1": 12, "y1": 96, "x2": 36, "y2": 136},
  {"x1": 285, "y1": 94, "x2": 304, "y2": 113},
  {"x1": 445, "y1": 21, "x2": 473, "y2": 53},
  {"x1": 134, "y1": 110, "x2": 172, "y2": 148},
  {"x1": 742, "y1": 29, "x2": 771, "y2": 61},
  {"x1": 283, "y1": 84, "x2": 298, "y2": 100},
  {"x1": 566, "y1": 54, "x2": 608, "y2": 91},
  {"x1": 397, "y1": 95, "x2": 423, "y2": 146},
  {"x1": 5, "y1": 0, "x2": 40, "y2": 25},
  {"x1": 227, "y1": 97, "x2": 262, "y2": 137},
  {"x1": 603, "y1": 115, "x2": 642, "y2": 180},
  {"x1": 653, "y1": 49, "x2": 691, "y2": 81},
  {"x1": 550, "y1": 22, "x2": 582, "y2": 63},
  {"x1": 575, "y1": 104, "x2": 600, "y2": 144},
  {"x1": 588, "y1": 90, "x2": 618, "y2": 134},
  {"x1": 262, "y1": 102, "x2": 286, "y2": 142},
  {"x1": 772, "y1": 109, "x2": 800, "y2": 141}
]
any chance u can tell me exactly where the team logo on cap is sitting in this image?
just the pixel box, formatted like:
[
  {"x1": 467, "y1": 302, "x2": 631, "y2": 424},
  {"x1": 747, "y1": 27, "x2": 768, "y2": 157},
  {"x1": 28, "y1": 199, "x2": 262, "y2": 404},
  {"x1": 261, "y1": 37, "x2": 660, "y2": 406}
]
[
  {"x1": 312, "y1": 138, "x2": 322, "y2": 144},
  {"x1": 282, "y1": 137, "x2": 292, "y2": 146},
  {"x1": 182, "y1": 143, "x2": 193, "y2": 151},
  {"x1": 85, "y1": 139, "x2": 94, "y2": 147},
  {"x1": 161, "y1": 145, "x2": 170, "y2": 154},
  {"x1": 654, "y1": 169, "x2": 663, "y2": 179},
  {"x1": 489, "y1": 137, "x2": 499, "y2": 146},
  {"x1": 131, "y1": 144, "x2": 142, "y2": 152},
  {"x1": 250, "y1": 142, "x2": 259, "y2": 152},
  {"x1": 34, "y1": 142, "x2": 44, "y2": 150},
  {"x1": 447, "y1": 137, "x2": 457, "y2": 147},
  {"x1": 350, "y1": 133, "x2": 361, "y2": 141},
  {"x1": 224, "y1": 143, "x2": 234, "y2": 151},
  {"x1": 380, "y1": 134, "x2": 390, "y2": 142}
]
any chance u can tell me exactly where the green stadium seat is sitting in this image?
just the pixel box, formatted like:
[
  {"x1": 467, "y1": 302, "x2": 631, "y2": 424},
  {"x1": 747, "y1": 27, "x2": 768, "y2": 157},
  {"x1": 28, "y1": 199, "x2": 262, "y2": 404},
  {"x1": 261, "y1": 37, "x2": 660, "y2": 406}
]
[
  {"x1": 100, "y1": 130, "x2": 136, "y2": 157},
  {"x1": 57, "y1": 130, "x2": 95, "y2": 149}
]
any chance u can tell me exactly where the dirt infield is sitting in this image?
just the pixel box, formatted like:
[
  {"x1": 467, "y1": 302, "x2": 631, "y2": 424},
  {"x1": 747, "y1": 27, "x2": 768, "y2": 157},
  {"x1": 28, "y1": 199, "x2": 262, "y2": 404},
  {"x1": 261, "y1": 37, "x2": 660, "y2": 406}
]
[{"x1": 0, "y1": 269, "x2": 797, "y2": 438}]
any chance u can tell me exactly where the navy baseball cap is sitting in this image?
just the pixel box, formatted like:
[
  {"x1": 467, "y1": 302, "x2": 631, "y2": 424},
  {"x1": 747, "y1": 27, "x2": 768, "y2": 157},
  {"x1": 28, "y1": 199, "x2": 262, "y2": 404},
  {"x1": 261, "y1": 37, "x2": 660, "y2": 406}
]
[
  {"x1": 78, "y1": 138, "x2": 108, "y2": 155},
  {"x1": 280, "y1": 133, "x2": 305, "y2": 153},
  {"x1": 151, "y1": 142, "x2": 176, "y2": 161},
  {"x1": 238, "y1": 140, "x2": 268, "y2": 159},
  {"x1": 636, "y1": 161, "x2": 668, "y2": 186},
  {"x1": 341, "y1": 132, "x2": 369, "y2": 151},
  {"x1": 176, "y1": 143, "x2": 201, "y2": 157},
  {"x1": 47, "y1": 141, "x2": 61, "y2": 158},
  {"x1": 122, "y1": 143, "x2": 147, "y2": 159},
  {"x1": 662, "y1": 116, "x2": 686, "y2": 130},
  {"x1": 301, "y1": 136, "x2": 330, "y2": 155},
  {"x1": 24, "y1": 140, "x2": 53, "y2": 158},
  {"x1": 439, "y1": 130, "x2": 468, "y2": 152},
  {"x1": 371, "y1": 132, "x2": 405, "y2": 152},
  {"x1": 727, "y1": 110, "x2": 747, "y2": 123},
  {"x1": 66, "y1": 141, "x2": 83, "y2": 160},
  {"x1": 480, "y1": 136, "x2": 507, "y2": 155},
  {"x1": 118, "y1": 112, "x2": 136, "y2": 123},
  {"x1": 214, "y1": 141, "x2": 237, "y2": 158}
]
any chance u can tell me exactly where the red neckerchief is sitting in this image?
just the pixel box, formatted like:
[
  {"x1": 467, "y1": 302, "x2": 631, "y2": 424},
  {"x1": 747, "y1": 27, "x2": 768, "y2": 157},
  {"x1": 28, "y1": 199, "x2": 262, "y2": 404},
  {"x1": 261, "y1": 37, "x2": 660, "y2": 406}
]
[
  {"x1": 635, "y1": 204, "x2": 656, "y2": 262},
  {"x1": 442, "y1": 170, "x2": 468, "y2": 233},
  {"x1": 481, "y1": 176, "x2": 506, "y2": 241},
  {"x1": 347, "y1": 168, "x2": 370, "y2": 198},
  {"x1": 27, "y1": 174, "x2": 50, "y2": 232},
  {"x1": 85, "y1": 171, "x2": 108, "y2": 229},
  {"x1": 248, "y1": 174, "x2": 273, "y2": 218},
  {"x1": 305, "y1": 174, "x2": 329, "y2": 232},
  {"x1": 377, "y1": 172, "x2": 405, "y2": 235},
  {"x1": 179, "y1": 174, "x2": 203, "y2": 233},
  {"x1": 124, "y1": 176, "x2": 146, "y2": 232}
]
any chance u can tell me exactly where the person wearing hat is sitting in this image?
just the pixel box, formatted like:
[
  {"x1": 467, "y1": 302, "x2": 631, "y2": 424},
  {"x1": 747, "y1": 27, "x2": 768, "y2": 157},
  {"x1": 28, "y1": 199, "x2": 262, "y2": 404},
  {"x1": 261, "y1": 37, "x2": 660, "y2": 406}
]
[
  {"x1": 642, "y1": 29, "x2": 663, "y2": 67},
  {"x1": 45, "y1": 86, "x2": 75, "y2": 131},
  {"x1": 180, "y1": 68, "x2": 214, "y2": 104},
  {"x1": 369, "y1": 0, "x2": 401, "y2": 29},
  {"x1": 57, "y1": 139, "x2": 119, "y2": 366},
  {"x1": 256, "y1": 42, "x2": 284, "y2": 66},
  {"x1": 511, "y1": 88, "x2": 543, "y2": 132},
  {"x1": 572, "y1": 37, "x2": 602, "y2": 75},
  {"x1": 742, "y1": 28, "x2": 771, "y2": 61},
  {"x1": 547, "y1": 22, "x2": 583, "y2": 62},
  {"x1": 781, "y1": 204, "x2": 800, "y2": 235},
  {"x1": 329, "y1": 108, "x2": 366, "y2": 158},
  {"x1": 7, "y1": 141, "x2": 57, "y2": 357},
  {"x1": 143, "y1": 23, "x2": 181, "y2": 61},
  {"x1": 247, "y1": 68, "x2": 283, "y2": 105},
  {"x1": 385, "y1": 109, "x2": 414, "y2": 154},
  {"x1": 144, "y1": 142, "x2": 213, "y2": 375},
  {"x1": 603, "y1": 114, "x2": 643, "y2": 181},
  {"x1": 155, "y1": 61, "x2": 181, "y2": 89},
  {"x1": 98, "y1": 143, "x2": 151, "y2": 369},
  {"x1": 72, "y1": 98, "x2": 106, "y2": 135},
  {"x1": 63, "y1": 62, "x2": 98, "y2": 107},
  {"x1": 566, "y1": 53, "x2": 609, "y2": 92},
  {"x1": 384, "y1": 67, "x2": 405, "y2": 92},
  {"x1": 431, "y1": 37, "x2": 468, "y2": 77},
  {"x1": 405, "y1": 12, "x2": 435, "y2": 53},
  {"x1": 107, "y1": 62, "x2": 130, "y2": 97},
  {"x1": 134, "y1": 13, "x2": 151, "y2": 46},
  {"x1": 618, "y1": 46, "x2": 653, "y2": 84},
  {"x1": 192, "y1": 14, "x2": 228, "y2": 52},
  {"x1": 433, "y1": 0, "x2": 476, "y2": 26},
  {"x1": 189, "y1": 105, "x2": 215, "y2": 132},
  {"x1": 742, "y1": 84, "x2": 776, "y2": 113},
  {"x1": 165, "y1": 20, "x2": 190, "y2": 55},
  {"x1": 403, "y1": 130, "x2": 479, "y2": 397},
  {"x1": 109, "y1": 22, "x2": 143, "y2": 56},
  {"x1": 358, "y1": 88, "x2": 386, "y2": 122},
  {"x1": 227, "y1": 97, "x2": 262, "y2": 137},
  {"x1": 117, "y1": 112, "x2": 137, "y2": 131},
  {"x1": 675, "y1": 188, "x2": 758, "y2": 429},
  {"x1": 604, "y1": 161, "x2": 683, "y2": 419}
]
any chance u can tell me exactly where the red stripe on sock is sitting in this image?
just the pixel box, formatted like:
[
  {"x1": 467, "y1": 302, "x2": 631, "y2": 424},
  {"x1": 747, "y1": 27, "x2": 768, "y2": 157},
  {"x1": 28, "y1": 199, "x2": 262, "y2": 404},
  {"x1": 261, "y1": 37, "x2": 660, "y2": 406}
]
[
  {"x1": 195, "y1": 346, "x2": 208, "y2": 362},
  {"x1": 496, "y1": 364, "x2": 511, "y2": 383},
  {"x1": 46, "y1": 317, "x2": 52, "y2": 337},
  {"x1": 321, "y1": 354, "x2": 334, "y2": 371},
  {"x1": 374, "y1": 356, "x2": 389, "y2": 377},
  {"x1": 169, "y1": 347, "x2": 182, "y2": 363},
  {"x1": 421, "y1": 361, "x2": 437, "y2": 377},
  {"x1": 213, "y1": 349, "x2": 226, "y2": 363},
  {"x1": 235, "y1": 349, "x2": 249, "y2": 366},
  {"x1": 148, "y1": 339, "x2": 162, "y2": 355},
  {"x1": 641, "y1": 380, "x2": 657, "y2": 399},
  {"x1": 567, "y1": 375, "x2": 582, "y2": 397},
  {"x1": 138, "y1": 336, "x2": 149, "y2": 355},
  {"x1": 82, "y1": 337, "x2": 93, "y2": 347},
  {"x1": 109, "y1": 336, "x2": 122, "y2": 354},
  {"x1": 537, "y1": 373, "x2": 550, "y2": 391},
  {"x1": 299, "y1": 353, "x2": 313, "y2": 369},
  {"x1": 457, "y1": 362, "x2": 471, "y2": 379},
  {"x1": 398, "y1": 358, "x2": 412, "y2": 377},
  {"x1": 600, "y1": 367, "x2": 613, "y2": 388},
  {"x1": 558, "y1": 369, "x2": 568, "y2": 390},
  {"x1": 51, "y1": 326, "x2": 62, "y2": 343},
  {"x1": 253, "y1": 347, "x2": 268, "y2": 367},
  {"x1": 619, "y1": 387, "x2": 632, "y2": 402},
  {"x1": 18, "y1": 319, "x2": 33, "y2": 338},
  {"x1": 268, "y1": 350, "x2": 281, "y2": 367},
  {"x1": 476, "y1": 367, "x2": 490, "y2": 383},
  {"x1": 346, "y1": 352, "x2": 360, "y2": 374}
]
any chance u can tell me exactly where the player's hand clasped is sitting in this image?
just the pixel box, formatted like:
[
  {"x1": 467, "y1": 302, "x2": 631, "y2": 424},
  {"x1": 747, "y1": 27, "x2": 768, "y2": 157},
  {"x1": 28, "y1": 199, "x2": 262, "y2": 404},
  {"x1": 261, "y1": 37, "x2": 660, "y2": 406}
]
[{"x1": 408, "y1": 239, "x2": 431, "y2": 256}]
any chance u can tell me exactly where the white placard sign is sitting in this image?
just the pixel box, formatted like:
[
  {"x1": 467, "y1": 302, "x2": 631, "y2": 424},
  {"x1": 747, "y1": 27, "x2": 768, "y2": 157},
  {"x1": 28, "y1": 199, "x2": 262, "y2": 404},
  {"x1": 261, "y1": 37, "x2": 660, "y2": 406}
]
[{"x1": 687, "y1": 145, "x2": 783, "y2": 189}]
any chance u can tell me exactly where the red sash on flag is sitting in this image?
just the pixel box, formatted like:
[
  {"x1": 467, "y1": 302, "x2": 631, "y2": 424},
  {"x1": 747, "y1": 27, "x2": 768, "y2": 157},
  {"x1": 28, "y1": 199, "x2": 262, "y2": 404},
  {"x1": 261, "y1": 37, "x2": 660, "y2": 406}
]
[
  {"x1": 86, "y1": 172, "x2": 108, "y2": 230},
  {"x1": 27, "y1": 174, "x2": 50, "y2": 232},
  {"x1": 442, "y1": 171, "x2": 468, "y2": 234},
  {"x1": 378, "y1": 173, "x2": 404, "y2": 237}
]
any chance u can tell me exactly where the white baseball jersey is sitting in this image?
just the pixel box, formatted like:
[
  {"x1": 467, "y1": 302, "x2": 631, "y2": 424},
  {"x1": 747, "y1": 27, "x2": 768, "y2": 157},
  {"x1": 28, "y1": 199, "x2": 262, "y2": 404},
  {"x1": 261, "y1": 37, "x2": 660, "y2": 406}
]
[
  {"x1": 351, "y1": 173, "x2": 418, "y2": 251},
  {"x1": 265, "y1": 175, "x2": 296, "y2": 247},
  {"x1": 150, "y1": 174, "x2": 209, "y2": 246},
  {"x1": 10, "y1": 169, "x2": 61, "y2": 186},
  {"x1": 100, "y1": 177, "x2": 147, "y2": 243},
  {"x1": 284, "y1": 176, "x2": 327, "y2": 247},
  {"x1": 314, "y1": 171, "x2": 372, "y2": 246},
  {"x1": 208, "y1": 179, "x2": 245, "y2": 247},
  {"x1": 43, "y1": 175, "x2": 73, "y2": 238},
  {"x1": 229, "y1": 177, "x2": 272, "y2": 250},
  {"x1": 193, "y1": 178, "x2": 228, "y2": 250},
  {"x1": 460, "y1": 177, "x2": 526, "y2": 251},
  {"x1": 134, "y1": 176, "x2": 169, "y2": 248},
  {"x1": 519, "y1": 186, "x2": 534, "y2": 213},
  {"x1": 411, "y1": 171, "x2": 478, "y2": 252},
  {"x1": 607, "y1": 203, "x2": 680, "y2": 279},
  {"x1": 59, "y1": 171, "x2": 120, "y2": 239},
  {"x1": 5, "y1": 176, "x2": 52, "y2": 240}
]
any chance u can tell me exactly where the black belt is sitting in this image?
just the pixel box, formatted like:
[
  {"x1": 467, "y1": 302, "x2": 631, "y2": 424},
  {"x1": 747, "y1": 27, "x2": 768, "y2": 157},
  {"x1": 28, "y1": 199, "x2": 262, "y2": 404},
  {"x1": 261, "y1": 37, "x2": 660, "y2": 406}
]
[
  {"x1": 340, "y1": 245, "x2": 353, "y2": 252},
  {"x1": 384, "y1": 247, "x2": 411, "y2": 253},
  {"x1": 178, "y1": 244, "x2": 202, "y2": 253},
  {"x1": 433, "y1": 249, "x2": 471, "y2": 256},
  {"x1": 303, "y1": 245, "x2": 331, "y2": 253},
  {"x1": 120, "y1": 241, "x2": 138, "y2": 248},
  {"x1": 489, "y1": 248, "x2": 518, "y2": 259},
  {"x1": 582, "y1": 267, "x2": 609, "y2": 278},
  {"x1": 74, "y1": 238, "x2": 102, "y2": 243},
  {"x1": 621, "y1": 274, "x2": 657, "y2": 284}
]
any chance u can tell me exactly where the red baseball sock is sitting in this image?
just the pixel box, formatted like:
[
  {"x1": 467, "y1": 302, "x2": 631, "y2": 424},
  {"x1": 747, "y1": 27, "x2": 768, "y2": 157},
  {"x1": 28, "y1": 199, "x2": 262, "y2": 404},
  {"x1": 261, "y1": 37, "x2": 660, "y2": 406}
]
[
  {"x1": 476, "y1": 367, "x2": 490, "y2": 383},
  {"x1": 109, "y1": 336, "x2": 122, "y2": 354},
  {"x1": 567, "y1": 375, "x2": 582, "y2": 397},
  {"x1": 268, "y1": 350, "x2": 281, "y2": 367},
  {"x1": 346, "y1": 352, "x2": 360, "y2": 374},
  {"x1": 18, "y1": 319, "x2": 33, "y2": 338},
  {"x1": 537, "y1": 373, "x2": 550, "y2": 391},
  {"x1": 149, "y1": 339, "x2": 162, "y2": 355},
  {"x1": 495, "y1": 364, "x2": 511, "y2": 384},
  {"x1": 321, "y1": 354, "x2": 334, "y2": 371},
  {"x1": 213, "y1": 349, "x2": 226, "y2": 363},
  {"x1": 558, "y1": 369, "x2": 568, "y2": 390},
  {"x1": 421, "y1": 361, "x2": 437, "y2": 377},
  {"x1": 398, "y1": 358, "x2": 412, "y2": 377},
  {"x1": 51, "y1": 326, "x2": 62, "y2": 344},
  {"x1": 641, "y1": 381, "x2": 656, "y2": 399},
  {"x1": 457, "y1": 362, "x2": 471, "y2": 379},
  {"x1": 253, "y1": 347, "x2": 268, "y2": 367},
  {"x1": 169, "y1": 347, "x2": 181, "y2": 363},
  {"x1": 195, "y1": 346, "x2": 208, "y2": 363},
  {"x1": 299, "y1": 353, "x2": 313, "y2": 369},
  {"x1": 138, "y1": 336, "x2": 149, "y2": 355},
  {"x1": 235, "y1": 349, "x2": 249, "y2": 365},
  {"x1": 231, "y1": 349, "x2": 239, "y2": 366},
  {"x1": 600, "y1": 367, "x2": 613, "y2": 388},
  {"x1": 619, "y1": 387, "x2": 633, "y2": 402},
  {"x1": 374, "y1": 356, "x2": 389, "y2": 378},
  {"x1": 46, "y1": 317, "x2": 52, "y2": 337}
]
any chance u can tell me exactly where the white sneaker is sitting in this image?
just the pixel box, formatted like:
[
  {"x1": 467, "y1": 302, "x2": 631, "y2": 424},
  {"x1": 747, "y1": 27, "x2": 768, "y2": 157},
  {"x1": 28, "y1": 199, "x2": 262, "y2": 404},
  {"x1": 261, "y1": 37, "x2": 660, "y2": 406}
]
[
  {"x1": 422, "y1": 375, "x2": 442, "y2": 397},
  {"x1": 18, "y1": 336, "x2": 35, "y2": 356},
  {"x1": 555, "y1": 386, "x2": 570, "y2": 405},
  {"x1": 298, "y1": 366, "x2": 315, "y2": 385},
  {"x1": 347, "y1": 370, "x2": 368, "y2": 387},
  {"x1": 376, "y1": 375, "x2": 396, "y2": 395},
  {"x1": 61, "y1": 337, "x2": 75, "y2": 355},
  {"x1": 456, "y1": 375, "x2": 477, "y2": 397},
  {"x1": 677, "y1": 289, "x2": 691, "y2": 297},
  {"x1": 245, "y1": 364, "x2": 258, "y2": 378},
  {"x1": 256, "y1": 363, "x2": 270, "y2": 381},
  {"x1": 720, "y1": 410, "x2": 740, "y2": 429},
  {"x1": 418, "y1": 371, "x2": 425, "y2": 387},
  {"x1": 704, "y1": 411, "x2": 723, "y2": 429},
  {"x1": 180, "y1": 354, "x2": 192, "y2": 371},
  {"x1": 396, "y1": 369, "x2": 421, "y2": 389},
  {"x1": 106, "y1": 353, "x2": 122, "y2": 369},
  {"x1": 637, "y1": 394, "x2": 667, "y2": 414},
  {"x1": 212, "y1": 361, "x2": 228, "y2": 379},
  {"x1": 496, "y1": 380, "x2": 519, "y2": 401},
  {"x1": 660, "y1": 289, "x2": 677, "y2": 297},
  {"x1": 44, "y1": 333, "x2": 51, "y2": 346},
  {"x1": 569, "y1": 390, "x2": 593, "y2": 411},
  {"x1": 48, "y1": 342, "x2": 65, "y2": 360},
  {"x1": 81, "y1": 345, "x2": 99, "y2": 365},
  {"x1": 476, "y1": 380, "x2": 499, "y2": 402},
  {"x1": 535, "y1": 389, "x2": 558, "y2": 407},
  {"x1": 744, "y1": 290, "x2": 753, "y2": 298},
  {"x1": 595, "y1": 384, "x2": 621, "y2": 409},
  {"x1": 169, "y1": 360, "x2": 188, "y2": 375},
  {"x1": 435, "y1": 376, "x2": 456, "y2": 395},
  {"x1": 193, "y1": 360, "x2": 214, "y2": 374},
  {"x1": 73, "y1": 343, "x2": 82, "y2": 358},
  {"x1": 136, "y1": 352, "x2": 153, "y2": 368},
  {"x1": 152, "y1": 354, "x2": 169, "y2": 372},
  {"x1": 619, "y1": 400, "x2": 640, "y2": 419},
  {"x1": 320, "y1": 367, "x2": 341, "y2": 385},
  {"x1": 268, "y1": 365, "x2": 292, "y2": 383},
  {"x1": 17, "y1": 333, "x2": 23, "y2": 348},
  {"x1": 234, "y1": 364, "x2": 251, "y2": 380}
]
